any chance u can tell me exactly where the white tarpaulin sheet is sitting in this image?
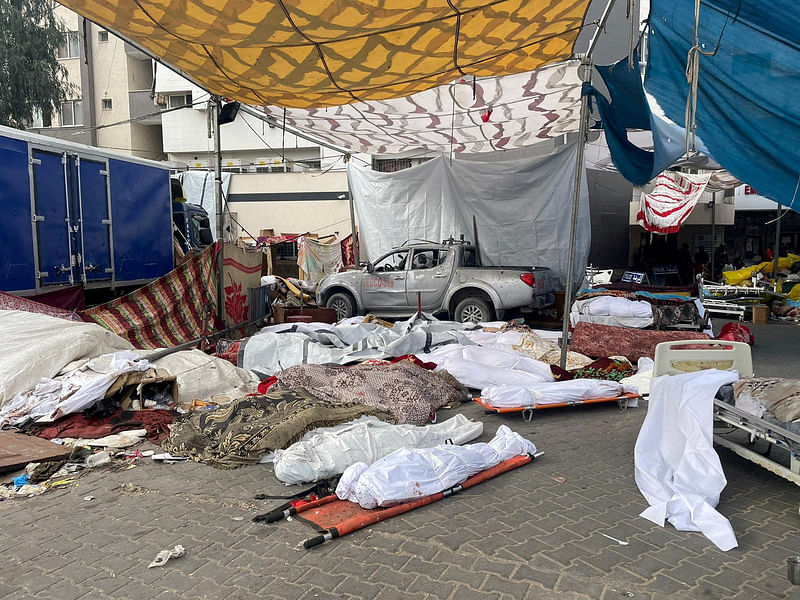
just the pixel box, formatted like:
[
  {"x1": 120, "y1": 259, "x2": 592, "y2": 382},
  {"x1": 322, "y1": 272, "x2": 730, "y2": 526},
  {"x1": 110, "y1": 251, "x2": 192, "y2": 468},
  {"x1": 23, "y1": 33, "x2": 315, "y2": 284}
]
[
  {"x1": 336, "y1": 425, "x2": 536, "y2": 509},
  {"x1": 348, "y1": 140, "x2": 590, "y2": 289},
  {"x1": 273, "y1": 61, "x2": 582, "y2": 155},
  {"x1": 636, "y1": 171, "x2": 712, "y2": 235},
  {"x1": 634, "y1": 369, "x2": 739, "y2": 551},
  {"x1": 273, "y1": 414, "x2": 483, "y2": 485},
  {"x1": 0, "y1": 311, "x2": 133, "y2": 408},
  {"x1": 176, "y1": 171, "x2": 232, "y2": 241}
]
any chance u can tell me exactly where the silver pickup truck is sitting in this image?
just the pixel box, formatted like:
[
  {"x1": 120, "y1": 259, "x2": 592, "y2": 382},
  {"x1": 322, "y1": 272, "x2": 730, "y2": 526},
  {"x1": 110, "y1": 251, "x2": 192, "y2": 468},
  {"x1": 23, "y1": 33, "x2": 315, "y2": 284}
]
[{"x1": 317, "y1": 241, "x2": 554, "y2": 322}]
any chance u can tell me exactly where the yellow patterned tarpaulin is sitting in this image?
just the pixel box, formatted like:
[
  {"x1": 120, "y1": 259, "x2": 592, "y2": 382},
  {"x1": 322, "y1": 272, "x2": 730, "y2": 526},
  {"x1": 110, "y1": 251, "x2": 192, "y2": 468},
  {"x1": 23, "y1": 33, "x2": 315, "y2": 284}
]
[{"x1": 58, "y1": 0, "x2": 592, "y2": 107}]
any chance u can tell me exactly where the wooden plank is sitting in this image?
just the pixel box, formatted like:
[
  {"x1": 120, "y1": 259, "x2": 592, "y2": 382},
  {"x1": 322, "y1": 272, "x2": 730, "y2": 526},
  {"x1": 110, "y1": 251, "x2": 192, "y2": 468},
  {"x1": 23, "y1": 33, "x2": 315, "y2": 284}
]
[{"x1": 0, "y1": 432, "x2": 73, "y2": 473}]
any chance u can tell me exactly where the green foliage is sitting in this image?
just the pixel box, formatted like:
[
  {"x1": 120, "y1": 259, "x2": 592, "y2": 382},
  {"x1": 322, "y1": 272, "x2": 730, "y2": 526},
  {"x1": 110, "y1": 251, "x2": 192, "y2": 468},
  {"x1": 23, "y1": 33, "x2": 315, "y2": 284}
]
[{"x1": 0, "y1": 0, "x2": 74, "y2": 128}]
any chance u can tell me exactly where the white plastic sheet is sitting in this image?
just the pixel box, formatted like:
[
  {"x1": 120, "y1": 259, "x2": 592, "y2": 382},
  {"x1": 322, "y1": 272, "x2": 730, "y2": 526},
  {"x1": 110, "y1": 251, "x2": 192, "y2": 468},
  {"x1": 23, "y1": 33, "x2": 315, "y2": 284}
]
[
  {"x1": 0, "y1": 311, "x2": 133, "y2": 408},
  {"x1": 273, "y1": 415, "x2": 483, "y2": 485},
  {"x1": 482, "y1": 379, "x2": 630, "y2": 408},
  {"x1": 634, "y1": 369, "x2": 739, "y2": 551},
  {"x1": 348, "y1": 141, "x2": 591, "y2": 290},
  {"x1": 336, "y1": 425, "x2": 536, "y2": 509}
]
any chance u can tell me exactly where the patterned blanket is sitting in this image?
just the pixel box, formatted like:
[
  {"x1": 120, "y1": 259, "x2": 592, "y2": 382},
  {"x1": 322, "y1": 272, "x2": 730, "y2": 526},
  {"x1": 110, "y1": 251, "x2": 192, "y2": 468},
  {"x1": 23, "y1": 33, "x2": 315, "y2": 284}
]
[
  {"x1": 569, "y1": 322, "x2": 709, "y2": 362},
  {"x1": 272, "y1": 361, "x2": 468, "y2": 425},
  {"x1": 162, "y1": 388, "x2": 389, "y2": 469},
  {"x1": 82, "y1": 243, "x2": 220, "y2": 349}
]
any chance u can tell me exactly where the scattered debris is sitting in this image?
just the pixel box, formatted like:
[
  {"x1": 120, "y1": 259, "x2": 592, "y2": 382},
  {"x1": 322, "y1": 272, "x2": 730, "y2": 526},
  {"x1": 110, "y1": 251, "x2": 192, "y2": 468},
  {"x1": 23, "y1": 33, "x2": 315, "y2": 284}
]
[
  {"x1": 83, "y1": 495, "x2": 95, "y2": 501},
  {"x1": 601, "y1": 533, "x2": 629, "y2": 546},
  {"x1": 552, "y1": 476, "x2": 567, "y2": 484},
  {"x1": 147, "y1": 544, "x2": 185, "y2": 569}
]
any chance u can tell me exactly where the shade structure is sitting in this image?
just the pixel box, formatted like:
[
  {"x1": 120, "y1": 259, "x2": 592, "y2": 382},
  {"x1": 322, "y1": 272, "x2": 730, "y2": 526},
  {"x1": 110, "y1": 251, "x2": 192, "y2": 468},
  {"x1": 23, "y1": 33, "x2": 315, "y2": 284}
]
[
  {"x1": 57, "y1": 0, "x2": 593, "y2": 108},
  {"x1": 267, "y1": 59, "x2": 582, "y2": 154},
  {"x1": 646, "y1": 0, "x2": 800, "y2": 210}
]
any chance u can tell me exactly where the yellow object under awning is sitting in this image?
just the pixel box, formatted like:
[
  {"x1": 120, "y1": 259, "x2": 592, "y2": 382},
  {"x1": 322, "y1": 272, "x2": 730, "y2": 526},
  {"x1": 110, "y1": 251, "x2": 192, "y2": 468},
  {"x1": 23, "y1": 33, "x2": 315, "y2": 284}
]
[{"x1": 58, "y1": 0, "x2": 593, "y2": 107}]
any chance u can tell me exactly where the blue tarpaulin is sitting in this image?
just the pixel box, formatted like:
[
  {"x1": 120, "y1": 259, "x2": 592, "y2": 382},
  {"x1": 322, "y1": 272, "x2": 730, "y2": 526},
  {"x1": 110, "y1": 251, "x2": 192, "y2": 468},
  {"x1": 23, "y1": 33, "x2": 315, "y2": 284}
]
[
  {"x1": 591, "y1": 51, "x2": 686, "y2": 185},
  {"x1": 646, "y1": 0, "x2": 800, "y2": 210}
]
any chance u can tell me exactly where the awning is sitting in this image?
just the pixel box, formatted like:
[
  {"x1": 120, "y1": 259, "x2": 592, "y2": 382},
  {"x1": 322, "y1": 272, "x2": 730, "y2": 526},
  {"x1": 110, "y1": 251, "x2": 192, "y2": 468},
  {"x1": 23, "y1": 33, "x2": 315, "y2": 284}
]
[
  {"x1": 57, "y1": 0, "x2": 593, "y2": 108},
  {"x1": 268, "y1": 60, "x2": 582, "y2": 154}
]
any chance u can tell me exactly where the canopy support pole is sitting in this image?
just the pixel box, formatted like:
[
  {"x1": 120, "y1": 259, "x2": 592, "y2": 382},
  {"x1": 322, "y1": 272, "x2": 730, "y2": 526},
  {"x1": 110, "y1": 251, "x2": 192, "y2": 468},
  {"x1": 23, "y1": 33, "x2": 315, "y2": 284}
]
[
  {"x1": 212, "y1": 95, "x2": 225, "y2": 321},
  {"x1": 773, "y1": 203, "x2": 781, "y2": 281},
  {"x1": 559, "y1": 60, "x2": 592, "y2": 370},
  {"x1": 559, "y1": 0, "x2": 616, "y2": 370},
  {"x1": 711, "y1": 196, "x2": 716, "y2": 280},
  {"x1": 345, "y1": 154, "x2": 360, "y2": 266}
]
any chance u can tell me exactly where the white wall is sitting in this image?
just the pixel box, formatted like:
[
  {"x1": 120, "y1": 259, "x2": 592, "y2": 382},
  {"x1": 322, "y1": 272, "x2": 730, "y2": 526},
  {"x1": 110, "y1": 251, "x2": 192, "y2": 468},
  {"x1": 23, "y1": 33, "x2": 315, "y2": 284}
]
[{"x1": 226, "y1": 171, "x2": 352, "y2": 238}]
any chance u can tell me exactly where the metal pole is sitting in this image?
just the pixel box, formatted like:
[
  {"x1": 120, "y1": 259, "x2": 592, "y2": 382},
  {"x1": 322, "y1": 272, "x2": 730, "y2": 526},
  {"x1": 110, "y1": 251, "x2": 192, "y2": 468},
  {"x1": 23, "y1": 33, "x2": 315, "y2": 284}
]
[
  {"x1": 559, "y1": 58, "x2": 592, "y2": 370},
  {"x1": 212, "y1": 95, "x2": 225, "y2": 322},
  {"x1": 710, "y1": 196, "x2": 716, "y2": 281},
  {"x1": 344, "y1": 154, "x2": 360, "y2": 266},
  {"x1": 772, "y1": 203, "x2": 781, "y2": 281}
]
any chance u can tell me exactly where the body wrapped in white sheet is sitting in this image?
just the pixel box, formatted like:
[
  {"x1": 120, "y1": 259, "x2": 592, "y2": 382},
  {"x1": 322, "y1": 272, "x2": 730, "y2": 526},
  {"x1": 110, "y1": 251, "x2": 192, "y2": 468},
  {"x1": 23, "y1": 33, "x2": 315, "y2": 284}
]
[
  {"x1": 273, "y1": 415, "x2": 483, "y2": 485},
  {"x1": 481, "y1": 379, "x2": 630, "y2": 408},
  {"x1": 336, "y1": 425, "x2": 536, "y2": 509}
]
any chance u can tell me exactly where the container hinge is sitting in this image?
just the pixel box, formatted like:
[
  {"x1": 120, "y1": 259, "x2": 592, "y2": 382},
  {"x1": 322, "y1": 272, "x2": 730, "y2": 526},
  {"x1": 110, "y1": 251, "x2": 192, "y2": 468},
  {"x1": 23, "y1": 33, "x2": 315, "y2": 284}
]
[
  {"x1": 104, "y1": 267, "x2": 114, "y2": 274},
  {"x1": 99, "y1": 170, "x2": 109, "y2": 176},
  {"x1": 62, "y1": 154, "x2": 67, "y2": 165},
  {"x1": 32, "y1": 214, "x2": 45, "y2": 222},
  {"x1": 37, "y1": 271, "x2": 49, "y2": 279},
  {"x1": 101, "y1": 218, "x2": 111, "y2": 225},
  {"x1": 30, "y1": 157, "x2": 42, "y2": 166}
]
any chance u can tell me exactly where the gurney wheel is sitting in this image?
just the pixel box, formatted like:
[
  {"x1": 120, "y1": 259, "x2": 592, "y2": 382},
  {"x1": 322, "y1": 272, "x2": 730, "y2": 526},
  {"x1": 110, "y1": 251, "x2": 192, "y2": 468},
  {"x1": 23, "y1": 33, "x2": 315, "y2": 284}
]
[{"x1": 617, "y1": 398, "x2": 629, "y2": 412}]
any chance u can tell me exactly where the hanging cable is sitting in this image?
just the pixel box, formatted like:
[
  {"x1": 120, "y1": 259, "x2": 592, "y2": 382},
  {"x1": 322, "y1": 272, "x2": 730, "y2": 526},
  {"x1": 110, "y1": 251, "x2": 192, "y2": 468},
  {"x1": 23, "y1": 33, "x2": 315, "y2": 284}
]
[{"x1": 764, "y1": 175, "x2": 800, "y2": 225}]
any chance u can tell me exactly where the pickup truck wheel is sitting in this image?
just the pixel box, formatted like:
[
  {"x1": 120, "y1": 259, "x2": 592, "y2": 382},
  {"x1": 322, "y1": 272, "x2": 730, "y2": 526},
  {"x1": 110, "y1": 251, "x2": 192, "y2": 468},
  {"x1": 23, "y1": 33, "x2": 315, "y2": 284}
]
[
  {"x1": 454, "y1": 296, "x2": 494, "y2": 324},
  {"x1": 326, "y1": 292, "x2": 356, "y2": 320}
]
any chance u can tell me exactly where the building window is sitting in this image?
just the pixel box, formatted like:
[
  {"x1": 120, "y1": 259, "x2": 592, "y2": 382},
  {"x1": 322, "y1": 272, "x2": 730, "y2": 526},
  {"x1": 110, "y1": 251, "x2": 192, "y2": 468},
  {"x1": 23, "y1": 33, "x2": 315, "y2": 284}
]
[
  {"x1": 57, "y1": 31, "x2": 80, "y2": 59},
  {"x1": 31, "y1": 108, "x2": 52, "y2": 128},
  {"x1": 168, "y1": 93, "x2": 193, "y2": 109},
  {"x1": 59, "y1": 100, "x2": 83, "y2": 127},
  {"x1": 372, "y1": 158, "x2": 412, "y2": 173},
  {"x1": 101, "y1": 98, "x2": 112, "y2": 110},
  {"x1": 98, "y1": 30, "x2": 109, "y2": 43}
]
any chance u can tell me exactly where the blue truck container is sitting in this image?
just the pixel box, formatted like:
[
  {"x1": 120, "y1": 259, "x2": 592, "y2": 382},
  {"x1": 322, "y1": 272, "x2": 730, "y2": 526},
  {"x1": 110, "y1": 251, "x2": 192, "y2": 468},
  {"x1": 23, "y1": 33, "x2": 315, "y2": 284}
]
[{"x1": 0, "y1": 125, "x2": 175, "y2": 295}]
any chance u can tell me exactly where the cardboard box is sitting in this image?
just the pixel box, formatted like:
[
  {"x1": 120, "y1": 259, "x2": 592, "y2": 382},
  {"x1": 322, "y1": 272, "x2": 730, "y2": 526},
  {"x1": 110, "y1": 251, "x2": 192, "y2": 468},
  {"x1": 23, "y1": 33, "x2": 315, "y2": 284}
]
[{"x1": 751, "y1": 304, "x2": 769, "y2": 324}]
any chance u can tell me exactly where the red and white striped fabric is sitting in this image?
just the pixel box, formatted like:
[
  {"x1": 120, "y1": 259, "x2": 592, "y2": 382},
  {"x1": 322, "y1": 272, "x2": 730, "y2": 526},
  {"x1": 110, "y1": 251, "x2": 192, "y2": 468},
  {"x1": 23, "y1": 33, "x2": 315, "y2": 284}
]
[{"x1": 637, "y1": 171, "x2": 711, "y2": 234}]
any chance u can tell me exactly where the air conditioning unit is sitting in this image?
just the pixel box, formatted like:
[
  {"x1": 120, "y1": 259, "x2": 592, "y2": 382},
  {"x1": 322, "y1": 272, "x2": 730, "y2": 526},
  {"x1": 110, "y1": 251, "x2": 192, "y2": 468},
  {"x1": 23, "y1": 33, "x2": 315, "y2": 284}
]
[
  {"x1": 187, "y1": 159, "x2": 209, "y2": 169},
  {"x1": 222, "y1": 158, "x2": 242, "y2": 168}
]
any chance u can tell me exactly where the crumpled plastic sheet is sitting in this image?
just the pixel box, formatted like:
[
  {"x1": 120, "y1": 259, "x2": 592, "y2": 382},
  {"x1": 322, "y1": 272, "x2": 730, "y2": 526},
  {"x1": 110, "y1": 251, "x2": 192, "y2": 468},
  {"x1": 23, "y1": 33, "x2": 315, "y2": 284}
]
[{"x1": 148, "y1": 545, "x2": 185, "y2": 569}]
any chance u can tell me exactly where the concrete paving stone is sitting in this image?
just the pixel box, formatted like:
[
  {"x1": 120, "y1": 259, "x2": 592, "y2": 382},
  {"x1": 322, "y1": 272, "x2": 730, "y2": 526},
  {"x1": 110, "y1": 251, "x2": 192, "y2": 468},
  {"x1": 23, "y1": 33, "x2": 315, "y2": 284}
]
[
  {"x1": 333, "y1": 576, "x2": 383, "y2": 600},
  {"x1": 554, "y1": 572, "x2": 608, "y2": 599},
  {"x1": 361, "y1": 548, "x2": 410, "y2": 570},
  {"x1": 298, "y1": 586, "x2": 341, "y2": 600},
  {"x1": 430, "y1": 527, "x2": 478, "y2": 551},
  {"x1": 230, "y1": 571, "x2": 275, "y2": 592},
  {"x1": 561, "y1": 516, "x2": 607, "y2": 539},
  {"x1": 368, "y1": 565, "x2": 417, "y2": 590},
  {"x1": 448, "y1": 583, "x2": 502, "y2": 600},
  {"x1": 547, "y1": 541, "x2": 594, "y2": 568},
  {"x1": 481, "y1": 573, "x2": 530, "y2": 598},
  {"x1": 399, "y1": 556, "x2": 448, "y2": 580},
  {"x1": 406, "y1": 574, "x2": 457, "y2": 599},
  {"x1": 258, "y1": 580, "x2": 311, "y2": 600},
  {"x1": 603, "y1": 567, "x2": 648, "y2": 587},
  {"x1": 512, "y1": 563, "x2": 560, "y2": 590},
  {"x1": 33, "y1": 580, "x2": 88, "y2": 600},
  {"x1": 470, "y1": 557, "x2": 516, "y2": 579},
  {"x1": 639, "y1": 572, "x2": 692, "y2": 596},
  {"x1": 399, "y1": 539, "x2": 439, "y2": 561},
  {"x1": 537, "y1": 527, "x2": 582, "y2": 551},
  {"x1": 440, "y1": 565, "x2": 487, "y2": 590},
  {"x1": 740, "y1": 571, "x2": 795, "y2": 599}
]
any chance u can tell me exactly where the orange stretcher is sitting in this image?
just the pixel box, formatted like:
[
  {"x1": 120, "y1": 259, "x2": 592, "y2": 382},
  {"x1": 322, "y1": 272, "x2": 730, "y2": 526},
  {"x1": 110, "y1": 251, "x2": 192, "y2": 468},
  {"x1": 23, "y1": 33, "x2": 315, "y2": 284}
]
[
  {"x1": 258, "y1": 453, "x2": 538, "y2": 548},
  {"x1": 473, "y1": 392, "x2": 641, "y2": 422}
]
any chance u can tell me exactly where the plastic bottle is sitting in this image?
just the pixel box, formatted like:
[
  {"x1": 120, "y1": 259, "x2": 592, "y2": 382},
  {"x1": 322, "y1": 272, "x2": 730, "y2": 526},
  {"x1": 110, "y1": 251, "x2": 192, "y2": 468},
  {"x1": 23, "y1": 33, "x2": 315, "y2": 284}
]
[{"x1": 85, "y1": 451, "x2": 111, "y2": 468}]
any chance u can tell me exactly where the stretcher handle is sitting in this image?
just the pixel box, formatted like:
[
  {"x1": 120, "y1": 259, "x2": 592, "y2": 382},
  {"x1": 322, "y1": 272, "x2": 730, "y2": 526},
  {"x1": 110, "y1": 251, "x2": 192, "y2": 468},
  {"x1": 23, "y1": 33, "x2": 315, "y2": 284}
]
[
  {"x1": 255, "y1": 508, "x2": 288, "y2": 523},
  {"x1": 303, "y1": 535, "x2": 326, "y2": 549}
]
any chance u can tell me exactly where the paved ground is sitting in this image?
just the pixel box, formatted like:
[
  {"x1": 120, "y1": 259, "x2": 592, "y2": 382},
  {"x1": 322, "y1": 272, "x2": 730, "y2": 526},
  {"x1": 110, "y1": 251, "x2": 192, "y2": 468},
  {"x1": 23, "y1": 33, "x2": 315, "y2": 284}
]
[{"x1": 0, "y1": 319, "x2": 798, "y2": 600}]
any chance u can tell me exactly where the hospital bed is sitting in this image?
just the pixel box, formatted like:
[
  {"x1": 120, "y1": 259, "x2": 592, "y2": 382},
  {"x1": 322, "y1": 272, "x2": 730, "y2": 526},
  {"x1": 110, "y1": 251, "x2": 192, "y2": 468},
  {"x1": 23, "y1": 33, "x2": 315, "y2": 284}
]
[{"x1": 653, "y1": 341, "x2": 800, "y2": 492}]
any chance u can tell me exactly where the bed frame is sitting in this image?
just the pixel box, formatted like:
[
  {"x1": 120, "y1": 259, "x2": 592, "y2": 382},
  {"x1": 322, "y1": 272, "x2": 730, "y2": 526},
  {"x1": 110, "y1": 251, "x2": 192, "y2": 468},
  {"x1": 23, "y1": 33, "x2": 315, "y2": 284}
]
[{"x1": 653, "y1": 341, "x2": 800, "y2": 489}]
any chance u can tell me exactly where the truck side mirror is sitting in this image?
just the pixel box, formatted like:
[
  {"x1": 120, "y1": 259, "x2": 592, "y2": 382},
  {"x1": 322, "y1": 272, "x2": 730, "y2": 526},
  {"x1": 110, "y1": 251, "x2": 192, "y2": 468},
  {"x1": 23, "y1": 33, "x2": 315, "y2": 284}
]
[{"x1": 366, "y1": 262, "x2": 374, "y2": 273}]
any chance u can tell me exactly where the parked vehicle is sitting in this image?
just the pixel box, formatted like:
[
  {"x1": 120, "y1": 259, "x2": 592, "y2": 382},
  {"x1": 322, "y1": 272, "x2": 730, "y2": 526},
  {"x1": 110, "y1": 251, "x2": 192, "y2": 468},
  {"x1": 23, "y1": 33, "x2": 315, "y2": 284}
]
[
  {"x1": 317, "y1": 240, "x2": 554, "y2": 322},
  {"x1": 0, "y1": 125, "x2": 210, "y2": 295}
]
